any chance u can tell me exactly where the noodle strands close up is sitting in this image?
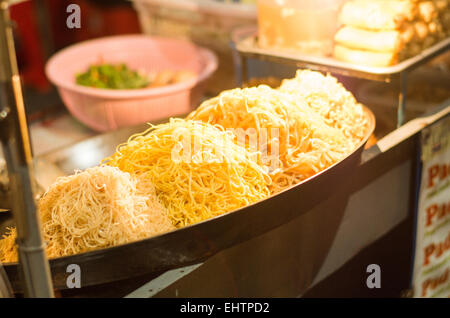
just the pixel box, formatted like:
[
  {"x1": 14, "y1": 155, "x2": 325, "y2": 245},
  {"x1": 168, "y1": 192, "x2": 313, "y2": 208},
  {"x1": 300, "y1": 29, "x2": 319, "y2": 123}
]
[
  {"x1": 0, "y1": 166, "x2": 174, "y2": 263},
  {"x1": 103, "y1": 118, "x2": 271, "y2": 228},
  {"x1": 188, "y1": 84, "x2": 354, "y2": 192}
]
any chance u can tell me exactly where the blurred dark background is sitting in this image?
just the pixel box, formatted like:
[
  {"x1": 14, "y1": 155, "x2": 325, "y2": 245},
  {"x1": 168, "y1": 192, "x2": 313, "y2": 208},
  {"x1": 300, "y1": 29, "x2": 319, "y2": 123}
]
[{"x1": 11, "y1": 0, "x2": 141, "y2": 122}]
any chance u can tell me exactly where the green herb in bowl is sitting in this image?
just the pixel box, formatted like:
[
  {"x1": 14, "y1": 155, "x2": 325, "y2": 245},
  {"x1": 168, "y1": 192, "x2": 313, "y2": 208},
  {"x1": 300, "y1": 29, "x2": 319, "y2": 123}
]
[{"x1": 76, "y1": 63, "x2": 150, "y2": 89}]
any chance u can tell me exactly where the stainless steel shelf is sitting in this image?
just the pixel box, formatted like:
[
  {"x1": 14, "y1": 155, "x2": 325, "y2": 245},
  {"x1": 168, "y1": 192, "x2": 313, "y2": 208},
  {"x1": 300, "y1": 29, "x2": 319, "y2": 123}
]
[{"x1": 235, "y1": 33, "x2": 450, "y2": 127}]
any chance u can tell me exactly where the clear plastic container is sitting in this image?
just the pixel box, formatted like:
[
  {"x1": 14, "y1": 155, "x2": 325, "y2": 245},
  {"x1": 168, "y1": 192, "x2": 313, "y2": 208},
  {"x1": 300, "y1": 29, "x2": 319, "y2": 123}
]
[
  {"x1": 132, "y1": 0, "x2": 257, "y2": 93},
  {"x1": 257, "y1": 0, "x2": 344, "y2": 56}
]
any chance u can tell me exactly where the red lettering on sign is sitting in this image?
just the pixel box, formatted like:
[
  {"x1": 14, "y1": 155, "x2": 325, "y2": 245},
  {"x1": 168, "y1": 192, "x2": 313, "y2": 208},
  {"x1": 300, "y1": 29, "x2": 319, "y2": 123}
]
[
  {"x1": 426, "y1": 200, "x2": 450, "y2": 227},
  {"x1": 424, "y1": 244, "x2": 436, "y2": 266},
  {"x1": 422, "y1": 268, "x2": 449, "y2": 297},
  {"x1": 426, "y1": 204, "x2": 438, "y2": 227},
  {"x1": 427, "y1": 163, "x2": 450, "y2": 189},
  {"x1": 423, "y1": 232, "x2": 450, "y2": 266},
  {"x1": 428, "y1": 165, "x2": 440, "y2": 188}
]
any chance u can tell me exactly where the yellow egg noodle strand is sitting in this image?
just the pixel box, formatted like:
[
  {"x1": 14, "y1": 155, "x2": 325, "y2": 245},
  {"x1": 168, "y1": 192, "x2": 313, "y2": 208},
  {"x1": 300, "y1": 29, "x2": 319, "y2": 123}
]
[
  {"x1": 0, "y1": 228, "x2": 17, "y2": 263},
  {"x1": 187, "y1": 84, "x2": 358, "y2": 192},
  {"x1": 103, "y1": 118, "x2": 271, "y2": 228},
  {"x1": 279, "y1": 69, "x2": 370, "y2": 148},
  {"x1": 0, "y1": 166, "x2": 174, "y2": 263}
]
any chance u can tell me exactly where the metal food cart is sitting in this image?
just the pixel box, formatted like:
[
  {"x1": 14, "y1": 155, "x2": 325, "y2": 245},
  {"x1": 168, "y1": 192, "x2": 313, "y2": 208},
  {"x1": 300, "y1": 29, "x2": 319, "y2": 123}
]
[{"x1": 0, "y1": 0, "x2": 449, "y2": 298}]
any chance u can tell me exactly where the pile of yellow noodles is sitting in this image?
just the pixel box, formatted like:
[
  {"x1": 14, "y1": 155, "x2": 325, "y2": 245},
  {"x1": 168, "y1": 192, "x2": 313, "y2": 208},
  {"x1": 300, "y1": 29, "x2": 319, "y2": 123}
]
[
  {"x1": 0, "y1": 166, "x2": 174, "y2": 263},
  {"x1": 0, "y1": 70, "x2": 371, "y2": 263},
  {"x1": 103, "y1": 118, "x2": 271, "y2": 227},
  {"x1": 0, "y1": 228, "x2": 17, "y2": 264},
  {"x1": 188, "y1": 84, "x2": 355, "y2": 192},
  {"x1": 279, "y1": 70, "x2": 370, "y2": 148}
]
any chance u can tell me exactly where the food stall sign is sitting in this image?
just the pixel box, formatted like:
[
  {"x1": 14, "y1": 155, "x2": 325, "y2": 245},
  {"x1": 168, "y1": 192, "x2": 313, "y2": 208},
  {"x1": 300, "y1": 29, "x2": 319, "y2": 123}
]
[{"x1": 412, "y1": 115, "x2": 450, "y2": 298}]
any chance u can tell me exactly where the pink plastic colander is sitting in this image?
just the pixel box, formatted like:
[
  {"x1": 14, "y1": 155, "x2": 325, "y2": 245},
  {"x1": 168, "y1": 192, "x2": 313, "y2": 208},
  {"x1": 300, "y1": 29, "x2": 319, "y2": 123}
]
[{"x1": 45, "y1": 35, "x2": 218, "y2": 131}]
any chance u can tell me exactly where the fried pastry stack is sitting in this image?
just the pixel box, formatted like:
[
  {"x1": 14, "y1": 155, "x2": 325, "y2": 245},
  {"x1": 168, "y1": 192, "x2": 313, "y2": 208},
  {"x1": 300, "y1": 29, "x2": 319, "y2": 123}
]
[{"x1": 334, "y1": 0, "x2": 450, "y2": 66}]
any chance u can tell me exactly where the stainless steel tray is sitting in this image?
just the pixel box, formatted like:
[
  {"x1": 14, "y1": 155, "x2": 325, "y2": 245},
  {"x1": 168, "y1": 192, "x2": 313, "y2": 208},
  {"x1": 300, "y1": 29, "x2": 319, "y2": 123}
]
[
  {"x1": 235, "y1": 32, "x2": 449, "y2": 128},
  {"x1": 236, "y1": 35, "x2": 450, "y2": 82},
  {"x1": 2, "y1": 108, "x2": 375, "y2": 292}
]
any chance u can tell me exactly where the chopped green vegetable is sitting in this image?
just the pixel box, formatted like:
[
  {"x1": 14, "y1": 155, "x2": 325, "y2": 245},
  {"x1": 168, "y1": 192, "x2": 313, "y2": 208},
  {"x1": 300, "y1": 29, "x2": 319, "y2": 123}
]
[{"x1": 76, "y1": 63, "x2": 150, "y2": 89}]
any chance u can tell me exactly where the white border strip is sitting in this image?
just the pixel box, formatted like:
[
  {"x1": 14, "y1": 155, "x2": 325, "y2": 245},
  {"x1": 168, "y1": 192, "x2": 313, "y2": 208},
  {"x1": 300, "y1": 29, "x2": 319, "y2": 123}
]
[{"x1": 125, "y1": 263, "x2": 203, "y2": 298}]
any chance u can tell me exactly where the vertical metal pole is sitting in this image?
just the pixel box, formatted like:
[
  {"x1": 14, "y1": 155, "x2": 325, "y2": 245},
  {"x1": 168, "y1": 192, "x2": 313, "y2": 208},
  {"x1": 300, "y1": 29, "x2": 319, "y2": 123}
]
[
  {"x1": 397, "y1": 71, "x2": 408, "y2": 128},
  {"x1": 0, "y1": 0, "x2": 54, "y2": 297}
]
